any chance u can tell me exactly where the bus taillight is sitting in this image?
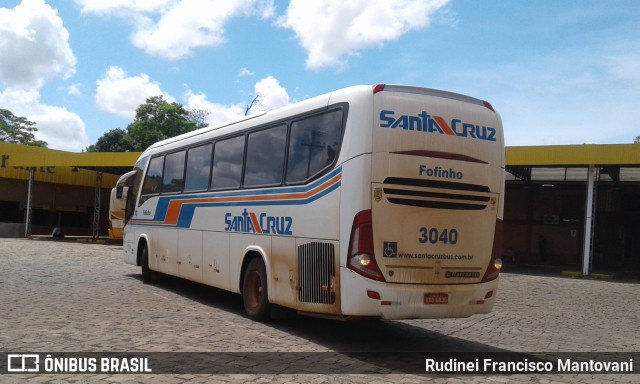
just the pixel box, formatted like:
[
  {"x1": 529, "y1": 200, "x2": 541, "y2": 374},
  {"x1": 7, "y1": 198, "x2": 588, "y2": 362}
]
[
  {"x1": 481, "y1": 218, "x2": 503, "y2": 282},
  {"x1": 347, "y1": 210, "x2": 385, "y2": 282}
]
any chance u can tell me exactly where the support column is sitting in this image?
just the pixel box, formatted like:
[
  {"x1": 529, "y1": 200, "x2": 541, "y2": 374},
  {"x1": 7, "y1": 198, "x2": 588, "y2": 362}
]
[
  {"x1": 24, "y1": 168, "x2": 34, "y2": 238},
  {"x1": 93, "y1": 171, "x2": 103, "y2": 240},
  {"x1": 582, "y1": 164, "x2": 595, "y2": 275}
]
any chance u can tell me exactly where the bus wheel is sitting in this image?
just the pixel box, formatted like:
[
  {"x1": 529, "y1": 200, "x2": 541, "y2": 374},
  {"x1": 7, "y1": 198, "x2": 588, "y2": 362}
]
[
  {"x1": 242, "y1": 258, "x2": 270, "y2": 321},
  {"x1": 141, "y1": 244, "x2": 161, "y2": 283}
]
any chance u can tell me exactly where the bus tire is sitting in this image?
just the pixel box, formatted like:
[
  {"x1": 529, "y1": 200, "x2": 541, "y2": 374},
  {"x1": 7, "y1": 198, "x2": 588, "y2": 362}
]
[
  {"x1": 141, "y1": 244, "x2": 161, "y2": 283},
  {"x1": 242, "y1": 258, "x2": 270, "y2": 321}
]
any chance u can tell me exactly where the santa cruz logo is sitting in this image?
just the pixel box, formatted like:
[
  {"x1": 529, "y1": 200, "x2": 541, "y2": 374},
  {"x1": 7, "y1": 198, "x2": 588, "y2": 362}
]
[
  {"x1": 224, "y1": 209, "x2": 293, "y2": 235},
  {"x1": 379, "y1": 110, "x2": 496, "y2": 142}
]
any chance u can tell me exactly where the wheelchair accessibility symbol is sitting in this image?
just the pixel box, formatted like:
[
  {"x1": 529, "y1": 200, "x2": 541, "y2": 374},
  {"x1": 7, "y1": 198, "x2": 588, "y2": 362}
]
[{"x1": 383, "y1": 241, "x2": 397, "y2": 258}]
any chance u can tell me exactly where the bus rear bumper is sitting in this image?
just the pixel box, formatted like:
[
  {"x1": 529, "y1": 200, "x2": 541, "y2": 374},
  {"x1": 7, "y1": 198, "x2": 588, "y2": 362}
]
[{"x1": 340, "y1": 268, "x2": 499, "y2": 320}]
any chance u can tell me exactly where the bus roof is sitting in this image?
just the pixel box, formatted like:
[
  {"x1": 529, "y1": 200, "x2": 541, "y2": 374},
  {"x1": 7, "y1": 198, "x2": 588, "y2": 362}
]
[{"x1": 140, "y1": 84, "x2": 496, "y2": 157}]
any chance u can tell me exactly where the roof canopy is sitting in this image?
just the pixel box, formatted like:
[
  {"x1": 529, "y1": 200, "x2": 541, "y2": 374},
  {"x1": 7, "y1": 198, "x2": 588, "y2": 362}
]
[
  {"x1": 0, "y1": 141, "x2": 140, "y2": 169},
  {"x1": 506, "y1": 144, "x2": 640, "y2": 166},
  {"x1": 0, "y1": 141, "x2": 141, "y2": 188}
]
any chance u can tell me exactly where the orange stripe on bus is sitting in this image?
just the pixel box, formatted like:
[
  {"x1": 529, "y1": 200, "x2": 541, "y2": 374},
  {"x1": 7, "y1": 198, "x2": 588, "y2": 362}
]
[{"x1": 159, "y1": 173, "x2": 341, "y2": 225}]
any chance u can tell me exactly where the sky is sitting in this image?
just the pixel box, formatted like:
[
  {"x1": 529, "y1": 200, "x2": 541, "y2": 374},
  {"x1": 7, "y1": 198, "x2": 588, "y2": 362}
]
[{"x1": 0, "y1": 0, "x2": 639, "y2": 152}]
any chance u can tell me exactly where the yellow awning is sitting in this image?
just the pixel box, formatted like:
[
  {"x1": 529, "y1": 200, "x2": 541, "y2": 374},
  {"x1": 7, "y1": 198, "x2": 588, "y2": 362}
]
[
  {"x1": 0, "y1": 141, "x2": 142, "y2": 188},
  {"x1": 506, "y1": 144, "x2": 640, "y2": 166},
  {"x1": 0, "y1": 141, "x2": 140, "y2": 167}
]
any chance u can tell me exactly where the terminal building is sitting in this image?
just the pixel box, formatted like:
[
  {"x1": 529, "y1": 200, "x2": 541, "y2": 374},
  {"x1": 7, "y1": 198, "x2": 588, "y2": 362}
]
[
  {"x1": 0, "y1": 141, "x2": 137, "y2": 238},
  {"x1": 504, "y1": 144, "x2": 640, "y2": 276},
  {"x1": 1, "y1": 140, "x2": 639, "y2": 276}
]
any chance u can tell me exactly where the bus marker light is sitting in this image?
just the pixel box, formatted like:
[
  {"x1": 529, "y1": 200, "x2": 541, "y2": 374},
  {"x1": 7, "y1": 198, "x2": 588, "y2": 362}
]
[
  {"x1": 476, "y1": 291, "x2": 494, "y2": 304},
  {"x1": 373, "y1": 84, "x2": 386, "y2": 93},
  {"x1": 367, "y1": 290, "x2": 380, "y2": 300},
  {"x1": 483, "y1": 100, "x2": 495, "y2": 112}
]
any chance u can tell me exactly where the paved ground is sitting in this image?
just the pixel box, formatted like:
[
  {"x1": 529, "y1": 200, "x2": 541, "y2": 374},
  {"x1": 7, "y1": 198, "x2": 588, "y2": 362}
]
[{"x1": 0, "y1": 238, "x2": 638, "y2": 383}]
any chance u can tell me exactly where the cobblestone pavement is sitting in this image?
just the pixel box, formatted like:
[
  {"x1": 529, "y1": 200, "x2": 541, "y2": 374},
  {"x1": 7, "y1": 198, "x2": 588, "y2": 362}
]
[{"x1": 1, "y1": 238, "x2": 638, "y2": 383}]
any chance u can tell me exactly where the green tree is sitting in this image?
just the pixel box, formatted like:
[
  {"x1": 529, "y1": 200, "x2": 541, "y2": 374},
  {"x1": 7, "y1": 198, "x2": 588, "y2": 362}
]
[
  {"x1": 188, "y1": 108, "x2": 210, "y2": 126},
  {"x1": 87, "y1": 96, "x2": 208, "y2": 152},
  {"x1": 126, "y1": 95, "x2": 205, "y2": 151},
  {"x1": 86, "y1": 128, "x2": 135, "y2": 152},
  {"x1": 634, "y1": 136, "x2": 640, "y2": 144},
  {"x1": 0, "y1": 109, "x2": 47, "y2": 147}
]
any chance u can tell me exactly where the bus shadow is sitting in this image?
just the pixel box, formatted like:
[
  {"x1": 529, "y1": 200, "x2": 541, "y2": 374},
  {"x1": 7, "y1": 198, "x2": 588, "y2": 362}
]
[
  {"x1": 126, "y1": 273, "x2": 533, "y2": 374},
  {"x1": 126, "y1": 273, "x2": 246, "y2": 316}
]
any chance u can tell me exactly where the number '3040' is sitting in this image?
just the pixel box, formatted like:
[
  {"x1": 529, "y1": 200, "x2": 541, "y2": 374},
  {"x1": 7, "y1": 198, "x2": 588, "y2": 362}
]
[{"x1": 419, "y1": 227, "x2": 458, "y2": 245}]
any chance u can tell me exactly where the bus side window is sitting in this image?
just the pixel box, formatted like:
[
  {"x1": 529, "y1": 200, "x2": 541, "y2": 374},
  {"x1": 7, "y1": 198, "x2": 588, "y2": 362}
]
[
  {"x1": 244, "y1": 125, "x2": 287, "y2": 187},
  {"x1": 286, "y1": 109, "x2": 343, "y2": 183},
  {"x1": 141, "y1": 156, "x2": 164, "y2": 198},
  {"x1": 211, "y1": 135, "x2": 245, "y2": 190},
  {"x1": 185, "y1": 143, "x2": 213, "y2": 192},
  {"x1": 162, "y1": 151, "x2": 186, "y2": 193}
]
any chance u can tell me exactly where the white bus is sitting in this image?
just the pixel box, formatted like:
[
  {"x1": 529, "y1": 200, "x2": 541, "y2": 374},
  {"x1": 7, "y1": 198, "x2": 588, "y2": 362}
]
[
  {"x1": 108, "y1": 172, "x2": 133, "y2": 240},
  {"x1": 121, "y1": 84, "x2": 504, "y2": 321}
]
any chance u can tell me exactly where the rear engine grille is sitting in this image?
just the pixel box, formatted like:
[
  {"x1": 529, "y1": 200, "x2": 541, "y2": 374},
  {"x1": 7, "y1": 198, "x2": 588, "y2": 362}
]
[
  {"x1": 383, "y1": 177, "x2": 492, "y2": 210},
  {"x1": 298, "y1": 242, "x2": 335, "y2": 304}
]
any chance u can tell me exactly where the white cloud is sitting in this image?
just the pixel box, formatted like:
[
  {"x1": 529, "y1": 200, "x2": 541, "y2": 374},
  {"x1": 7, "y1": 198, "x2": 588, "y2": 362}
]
[
  {"x1": 184, "y1": 89, "x2": 244, "y2": 125},
  {"x1": 74, "y1": 0, "x2": 174, "y2": 15},
  {"x1": 0, "y1": 0, "x2": 87, "y2": 151},
  {"x1": 183, "y1": 75, "x2": 290, "y2": 124},
  {"x1": 278, "y1": 0, "x2": 450, "y2": 70},
  {"x1": 95, "y1": 66, "x2": 174, "y2": 119},
  {"x1": 238, "y1": 68, "x2": 254, "y2": 78},
  {"x1": 250, "y1": 76, "x2": 289, "y2": 113},
  {"x1": 76, "y1": 0, "x2": 275, "y2": 60},
  {"x1": 68, "y1": 84, "x2": 82, "y2": 97},
  {"x1": 0, "y1": 0, "x2": 76, "y2": 89},
  {"x1": 0, "y1": 89, "x2": 88, "y2": 151}
]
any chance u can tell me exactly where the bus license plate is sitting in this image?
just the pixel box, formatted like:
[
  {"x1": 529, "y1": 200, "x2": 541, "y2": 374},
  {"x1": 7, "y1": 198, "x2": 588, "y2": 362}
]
[{"x1": 424, "y1": 293, "x2": 448, "y2": 304}]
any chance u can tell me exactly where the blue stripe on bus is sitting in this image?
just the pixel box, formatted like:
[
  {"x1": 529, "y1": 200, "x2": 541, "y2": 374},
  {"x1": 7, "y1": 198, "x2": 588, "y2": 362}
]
[{"x1": 131, "y1": 167, "x2": 342, "y2": 228}]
